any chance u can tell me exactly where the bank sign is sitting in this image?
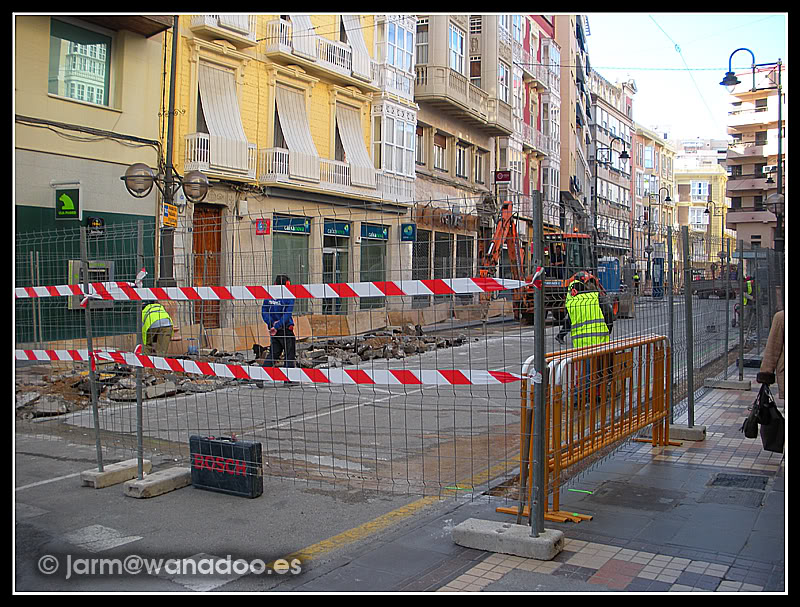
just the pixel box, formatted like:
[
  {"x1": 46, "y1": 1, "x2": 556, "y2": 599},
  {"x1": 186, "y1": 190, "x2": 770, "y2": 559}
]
[
  {"x1": 273, "y1": 216, "x2": 311, "y2": 234},
  {"x1": 55, "y1": 187, "x2": 81, "y2": 220},
  {"x1": 361, "y1": 223, "x2": 389, "y2": 240}
]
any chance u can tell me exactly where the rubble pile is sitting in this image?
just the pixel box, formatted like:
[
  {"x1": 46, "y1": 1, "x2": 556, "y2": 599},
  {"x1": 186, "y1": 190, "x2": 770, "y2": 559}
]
[{"x1": 15, "y1": 324, "x2": 472, "y2": 415}]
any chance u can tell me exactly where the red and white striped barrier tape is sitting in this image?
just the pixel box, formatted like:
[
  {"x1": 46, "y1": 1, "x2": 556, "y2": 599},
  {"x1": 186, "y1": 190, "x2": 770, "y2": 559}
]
[
  {"x1": 15, "y1": 276, "x2": 536, "y2": 302},
  {"x1": 14, "y1": 348, "x2": 522, "y2": 386}
]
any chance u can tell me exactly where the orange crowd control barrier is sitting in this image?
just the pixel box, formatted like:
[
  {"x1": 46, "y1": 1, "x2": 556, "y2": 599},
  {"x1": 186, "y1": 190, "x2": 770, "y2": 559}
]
[{"x1": 498, "y1": 334, "x2": 672, "y2": 523}]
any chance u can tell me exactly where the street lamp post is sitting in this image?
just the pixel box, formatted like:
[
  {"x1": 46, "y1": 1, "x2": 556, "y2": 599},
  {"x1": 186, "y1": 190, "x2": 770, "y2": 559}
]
[
  {"x1": 120, "y1": 16, "x2": 209, "y2": 286},
  {"x1": 721, "y1": 50, "x2": 783, "y2": 253},
  {"x1": 645, "y1": 187, "x2": 671, "y2": 294},
  {"x1": 593, "y1": 135, "x2": 629, "y2": 267}
]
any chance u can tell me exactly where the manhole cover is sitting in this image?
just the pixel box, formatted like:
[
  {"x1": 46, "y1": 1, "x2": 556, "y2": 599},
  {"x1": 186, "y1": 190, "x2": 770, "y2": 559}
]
[
  {"x1": 709, "y1": 473, "x2": 768, "y2": 491},
  {"x1": 698, "y1": 488, "x2": 764, "y2": 508}
]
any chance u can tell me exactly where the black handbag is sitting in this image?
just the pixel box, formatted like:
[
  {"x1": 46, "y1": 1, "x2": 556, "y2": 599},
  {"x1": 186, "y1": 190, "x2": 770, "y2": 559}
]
[
  {"x1": 739, "y1": 385, "x2": 762, "y2": 439},
  {"x1": 757, "y1": 385, "x2": 785, "y2": 454}
]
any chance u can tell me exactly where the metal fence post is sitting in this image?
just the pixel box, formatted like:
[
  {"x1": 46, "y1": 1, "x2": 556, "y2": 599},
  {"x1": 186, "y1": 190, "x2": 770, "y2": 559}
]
[
  {"x1": 666, "y1": 226, "x2": 674, "y2": 424},
  {"x1": 681, "y1": 227, "x2": 695, "y2": 428},
  {"x1": 738, "y1": 240, "x2": 744, "y2": 381},
  {"x1": 724, "y1": 239, "x2": 731, "y2": 380},
  {"x1": 80, "y1": 227, "x2": 104, "y2": 472},
  {"x1": 136, "y1": 221, "x2": 145, "y2": 480},
  {"x1": 530, "y1": 191, "x2": 545, "y2": 537}
]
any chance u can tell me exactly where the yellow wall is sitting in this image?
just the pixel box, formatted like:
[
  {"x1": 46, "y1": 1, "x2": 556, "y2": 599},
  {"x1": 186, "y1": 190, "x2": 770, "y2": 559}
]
[
  {"x1": 14, "y1": 15, "x2": 163, "y2": 168},
  {"x1": 171, "y1": 14, "x2": 376, "y2": 177}
]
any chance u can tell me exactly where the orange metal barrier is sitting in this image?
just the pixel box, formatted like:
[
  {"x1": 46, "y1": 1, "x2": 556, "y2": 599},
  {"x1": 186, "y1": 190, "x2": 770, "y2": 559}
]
[{"x1": 498, "y1": 334, "x2": 672, "y2": 523}]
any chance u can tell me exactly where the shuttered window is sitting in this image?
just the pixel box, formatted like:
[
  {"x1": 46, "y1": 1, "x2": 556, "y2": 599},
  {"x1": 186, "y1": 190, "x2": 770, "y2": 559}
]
[
  {"x1": 275, "y1": 85, "x2": 320, "y2": 182},
  {"x1": 336, "y1": 104, "x2": 376, "y2": 188},
  {"x1": 341, "y1": 15, "x2": 372, "y2": 81},
  {"x1": 218, "y1": 15, "x2": 250, "y2": 35},
  {"x1": 290, "y1": 15, "x2": 317, "y2": 60},
  {"x1": 197, "y1": 62, "x2": 249, "y2": 173}
]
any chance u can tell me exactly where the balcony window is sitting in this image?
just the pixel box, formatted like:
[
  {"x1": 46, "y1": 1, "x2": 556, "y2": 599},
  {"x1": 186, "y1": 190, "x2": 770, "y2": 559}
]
[
  {"x1": 456, "y1": 144, "x2": 469, "y2": 179},
  {"x1": 416, "y1": 19, "x2": 428, "y2": 65},
  {"x1": 415, "y1": 125, "x2": 425, "y2": 165},
  {"x1": 387, "y1": 20, "x2": 414, "y2": 73},
  {"x1": 374, "y1": 113, "x2": 415, "y2": 178},
  {"x1": 474, "y1": 149, "x2": 485, "y2": 184},
  {"x1": 690, "y1": 180, "x2": 709, "y2": 202},
  {"x1": 498, "y1": 61, "x2": 510, "y2": 104},
  {"x1": 470, "y1": 56, "x2": 481, "y2": 89},
  {"x1": 512, "y1": 15, "x2": 524, "y2": 44},
  {"x1": 644, "y1": 146, "x2": 653, "y2": 169},
  {"x1": 49, "y1": 19, "x2": 111, "y2": 106},
  {"x1": 449, "y1": 23, "x2": 465, "y2": 74},
  {"x1": 470, "y1": 15, "x2": 482, "y2": 35},
  {"x1": 433, "y1": 133, "x2": 447, "y2": 172}
]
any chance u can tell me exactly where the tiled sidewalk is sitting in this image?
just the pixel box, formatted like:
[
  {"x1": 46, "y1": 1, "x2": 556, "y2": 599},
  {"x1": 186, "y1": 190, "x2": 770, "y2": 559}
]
[{"x1": 436, "y1": 366, "x2": 785, "y2": 593}]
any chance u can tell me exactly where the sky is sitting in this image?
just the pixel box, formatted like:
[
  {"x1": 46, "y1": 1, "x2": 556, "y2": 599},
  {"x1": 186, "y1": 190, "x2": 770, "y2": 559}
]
[{"x1": 583, "y1": 13, "x2": 787, "y2": 142}]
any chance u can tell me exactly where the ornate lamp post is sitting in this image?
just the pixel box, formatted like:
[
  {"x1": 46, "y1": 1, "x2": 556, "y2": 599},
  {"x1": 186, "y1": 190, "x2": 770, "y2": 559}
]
[
  {"x1": 721, "y1": 49, "x2": 783, "y2": 253},
  {"x1": 593, "y1": 134, "x2": 629, "y2": 264},
  {"x1": 645, "y1": 187, "x2": 671, "y2": 292}
]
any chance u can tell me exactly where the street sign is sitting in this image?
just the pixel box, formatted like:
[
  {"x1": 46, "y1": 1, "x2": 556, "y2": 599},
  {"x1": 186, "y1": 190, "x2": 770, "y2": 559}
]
[
  {"x1": 494, "y1": 170, "x2": 511, "y2": 183},
  {"x1": 162, "y1": 202, "x2": 178, "y2": 228},
  {"x1": 55, "y1": 187, "x2": 81, "y2": 220},
  {"x1": 255, "y1": 218, "x2": 271, "y2": 235},
  {"x1": 361, "y1": 223, "x2": 389, "y2": 240},
  {"x1": 400, "y1": 223, "x2": 417, "y2": 242}
]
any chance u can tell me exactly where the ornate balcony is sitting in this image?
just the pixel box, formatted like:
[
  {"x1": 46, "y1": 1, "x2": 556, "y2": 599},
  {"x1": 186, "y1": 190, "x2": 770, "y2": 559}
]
[
  {"x1": 485, "y1": 98, "x2": 513, "y2": 136},
  {"x1": 264, "y1": 19, "x2": 378, "y2": 91},
  {"x1": 414, "y1": 65, "x2": 488, "y2": 128},
  {"x1": 372, "y1": 63, "x2": 415, "y2": 102},
  {"x1": 185, "y1": 133, "x2": 256, "y2": 180},
  {"x1": 257, "y1": 147, "x2": 414, "y2": 204}
]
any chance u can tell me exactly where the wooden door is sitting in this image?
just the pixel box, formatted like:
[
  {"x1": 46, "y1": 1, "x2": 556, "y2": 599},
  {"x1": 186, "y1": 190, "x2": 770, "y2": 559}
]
[{"x1": 192, "y1": 203, "x2": 222, "y2": 328}]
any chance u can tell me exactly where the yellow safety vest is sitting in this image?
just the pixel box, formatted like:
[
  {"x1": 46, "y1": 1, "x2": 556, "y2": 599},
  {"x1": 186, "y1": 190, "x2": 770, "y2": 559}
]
[
  {"x1": 566, "y1": 291, "x2": 610, "y2": 348},
  {"x1": 142, "y1": 303, "x2": 172, "y2": 345},
  {"x1": 743, "y1": 280, "x2": 752, "y2": 306}
]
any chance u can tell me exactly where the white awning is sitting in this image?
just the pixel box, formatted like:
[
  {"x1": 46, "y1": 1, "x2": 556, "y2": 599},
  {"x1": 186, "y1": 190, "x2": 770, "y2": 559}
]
[
  {"x1": 290, "y1": 15, "x2": 317, "y2": 61},
  {"x1": 275, "y1": 85, "x2": 320, "y2": 182},
  {"x1": 341, "y1": 15, "x2": 372, "y2": 81},
  {"x1": 198, "y1": 63, "x2": 249, "y2": 173},
  {"x1": 336, "y1": 104, "x2": 376, "y2": 188},
  {"x1": 218, "y1": 14, "x2": 250, "y2": 35}
]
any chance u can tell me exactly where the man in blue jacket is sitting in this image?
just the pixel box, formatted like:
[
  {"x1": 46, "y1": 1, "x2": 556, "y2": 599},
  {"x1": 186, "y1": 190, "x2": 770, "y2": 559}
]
[{"x1": 260, "y1": 274, "x2": 298, "y2": 386}]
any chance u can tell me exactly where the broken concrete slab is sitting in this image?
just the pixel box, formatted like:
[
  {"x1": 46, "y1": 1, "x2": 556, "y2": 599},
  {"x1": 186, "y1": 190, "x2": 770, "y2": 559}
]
[
  {"x1": 144, "y1": 381, "x2": 179, "y2": 399},
  {"x1": 16, "y1": 392, "x2": 41, "y2": 409},
  {"x1": 81, "y1": 459, "x2": 152, "y2": 489},
  {"x1": 123, "y1": 467, "x2": 191, "y2": 498},
  {"x1": 452, "y1": 518, "x2": 564, "y2": 561},
  {"x1": 31, "y1": 396, "x2": 72, "y2": 416}
]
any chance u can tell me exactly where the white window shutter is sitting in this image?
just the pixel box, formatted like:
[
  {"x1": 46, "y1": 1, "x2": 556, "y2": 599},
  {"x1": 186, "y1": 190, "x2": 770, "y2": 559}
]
[
  {"x1": 198, "y1": 63, "x2": 249, "y2": 173},
  {"x1": 218, "y1": 14, "x2": 250, "y2": 35},
  {"x1": 275, "y1": 86, "x2": 320, "y2": 182},
  {"x1": 336, "y1": 104, "x2": 376, "y2": 188},
  {"x1": 341, "y1": 15, "x2": 372, "y2": 81},
  {"x1": 290, "y1": 15, "x2": 317, "y2": 61}
]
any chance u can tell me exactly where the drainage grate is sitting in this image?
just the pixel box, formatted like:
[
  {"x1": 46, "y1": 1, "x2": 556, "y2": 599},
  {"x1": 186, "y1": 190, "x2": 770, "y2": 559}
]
[
  {"x1": 709, "y1": 473, "x2": 769, "y2": 491},
  {"x1": 698, "y1": 488, "x2": 765, "y2": 508}
]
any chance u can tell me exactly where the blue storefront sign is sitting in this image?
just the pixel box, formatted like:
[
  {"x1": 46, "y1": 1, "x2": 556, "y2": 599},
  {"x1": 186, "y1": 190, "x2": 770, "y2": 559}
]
[
  {"x1": 361, "y1": 223, "x2": 389, "y2": 240},
  {"x1": 400, "y1": 223, "x2": 416, "y2": 242},
  {"x1": 273, "y1": 215, "x2": 311, "y2": 234},
  {"x1": 324, "y1": 221, "x2": 351, "y2": 237}
]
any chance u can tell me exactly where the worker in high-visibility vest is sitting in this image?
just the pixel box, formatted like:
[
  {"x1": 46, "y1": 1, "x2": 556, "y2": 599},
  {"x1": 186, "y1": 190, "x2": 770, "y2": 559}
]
[
  {"x1": 563, "y1": 273, "x2": 611, "y2": 407},
  {"x1": 141, "y1": 302, "x2": 173, "y2": 356}
]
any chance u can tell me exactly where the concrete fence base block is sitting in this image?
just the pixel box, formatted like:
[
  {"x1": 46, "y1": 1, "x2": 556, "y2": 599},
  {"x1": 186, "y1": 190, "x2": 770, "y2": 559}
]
[
  {"x1": 669, "y1": 424, "x2": 707, "y2": 441},
  {"x1": 703, "y1": 378, "x2": 751, "y2": 390},
  {"x1": 452, "y1": 518, "x2": 564, "y2": 561},
  {"x1": 81, "y1": 459, "x2": 152, "y2": 489},
  {"x1": 123, "y1": 467, "x2": 191, "y2": 499}
]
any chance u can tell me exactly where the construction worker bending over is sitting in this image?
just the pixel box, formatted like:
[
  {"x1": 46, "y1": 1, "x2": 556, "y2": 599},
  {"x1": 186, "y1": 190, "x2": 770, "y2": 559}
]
[{"x1": 142, "y1": 302, "x2": 173, "y2": 356}]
